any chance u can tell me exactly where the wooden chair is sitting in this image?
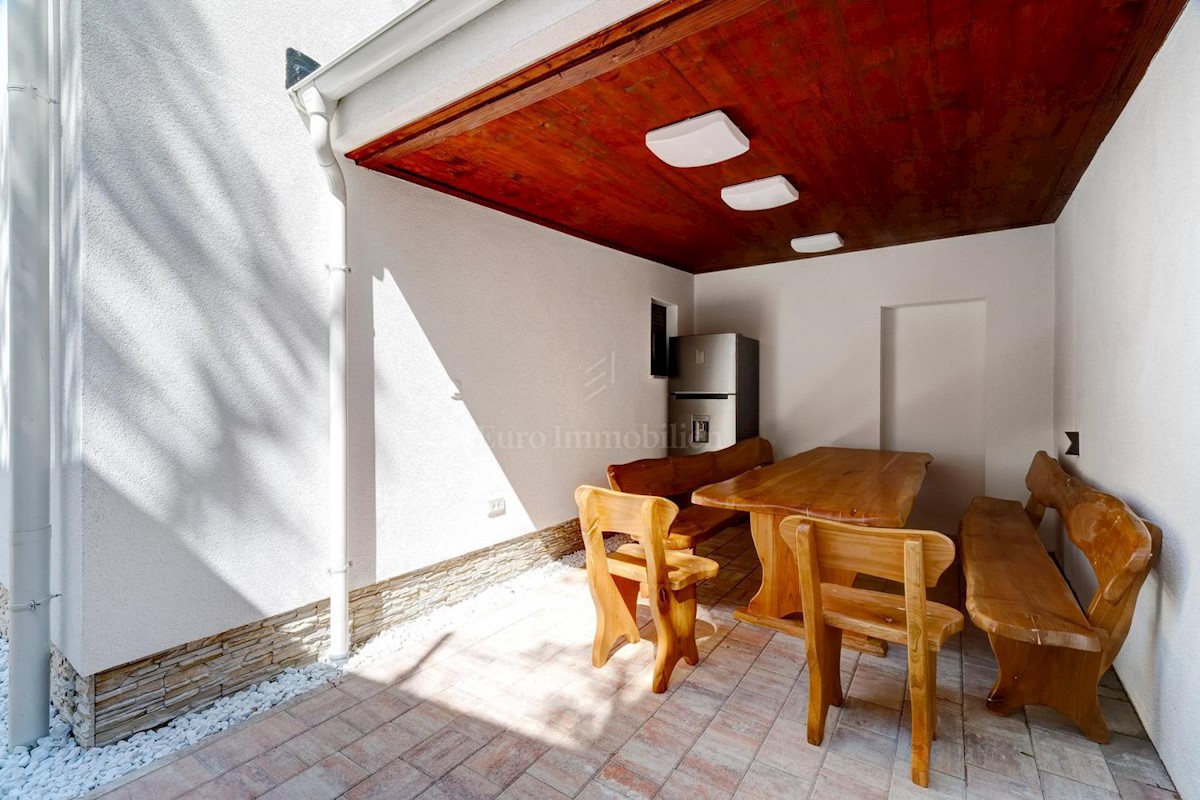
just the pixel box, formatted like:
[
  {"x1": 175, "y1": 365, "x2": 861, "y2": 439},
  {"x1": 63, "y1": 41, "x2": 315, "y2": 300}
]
[
  {"x1": 780, "y1": 515, "x2": 963, "y2": 787},
  {"x1": 575, "y1": 486, "x2": 720, "y2": 693}
]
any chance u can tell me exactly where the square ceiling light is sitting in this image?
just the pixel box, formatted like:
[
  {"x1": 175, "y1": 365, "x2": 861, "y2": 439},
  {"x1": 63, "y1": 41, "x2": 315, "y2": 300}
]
[
  {"x1": 722, "y1": 175, "x2": 799, "y2": 211},
  {"x1": 791, "y1": 232, "x2": 844, "y2": 254},
  {"x1": 645, "y1": 111, "x2": 749, "y2": 168}
]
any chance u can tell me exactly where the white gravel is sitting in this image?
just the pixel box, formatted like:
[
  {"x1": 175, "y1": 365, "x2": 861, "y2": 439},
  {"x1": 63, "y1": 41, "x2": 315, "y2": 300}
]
[
  {"x1": 559, "y1": 533, "x2": 631, "y2": 568},
  {"x1": 0, "y1": 556, "x2": 586, "y2": 800}
]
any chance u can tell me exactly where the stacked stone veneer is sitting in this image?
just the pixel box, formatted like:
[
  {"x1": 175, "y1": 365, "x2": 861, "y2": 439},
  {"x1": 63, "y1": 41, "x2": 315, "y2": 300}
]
[
  {"x1": 52, "y1": 647, "x2": 93, "y2": 744},
  {"x1": 56, "y1": 518, "x2": 583, "y2": 746}
]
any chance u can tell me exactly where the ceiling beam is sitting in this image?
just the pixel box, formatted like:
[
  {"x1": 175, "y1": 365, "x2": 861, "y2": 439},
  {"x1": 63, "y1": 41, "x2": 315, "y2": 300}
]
[{"x1": 347, "y1": 0, "x2": 772, "y2": 167}]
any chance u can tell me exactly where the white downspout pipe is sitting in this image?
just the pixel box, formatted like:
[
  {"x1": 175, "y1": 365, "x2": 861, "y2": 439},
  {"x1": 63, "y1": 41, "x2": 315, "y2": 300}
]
[
  {"x1": 5, "y1": 0, "x2": 55, "y2": 748},
  {"x1": 288, "y1": 0, "x2": 507, "y2": 666},
  {"x1": 299, "y1": 87, "x2": 351, "y2": 664}
]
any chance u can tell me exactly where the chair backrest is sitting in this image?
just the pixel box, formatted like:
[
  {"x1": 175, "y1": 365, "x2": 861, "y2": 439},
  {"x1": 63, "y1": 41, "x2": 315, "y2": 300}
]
[
  {"x1": 607, "y1": 437, "x2": 774, "y2": 504},
  {"x1": 780, "y1": 516, "x2": 956, "y2": 588},
  {"x1": 1021, "y1": 452, "x2": 1159, "y2": 661},
  {"x1": 780, "y1": 515, "x2": 956, "y2": 654},
  {"x1": 575, "y1": 485, "x2": 678, "y2": 588}
]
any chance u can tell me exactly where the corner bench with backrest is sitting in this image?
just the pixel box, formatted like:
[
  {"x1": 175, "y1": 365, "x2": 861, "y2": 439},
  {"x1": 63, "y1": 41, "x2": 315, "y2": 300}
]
[
  {"x1": 607, "y1": 437, "x2": 773, "y2": 551},
  {"x1": 960, "y1": 451, "x2": 1160, "y2": 743}
]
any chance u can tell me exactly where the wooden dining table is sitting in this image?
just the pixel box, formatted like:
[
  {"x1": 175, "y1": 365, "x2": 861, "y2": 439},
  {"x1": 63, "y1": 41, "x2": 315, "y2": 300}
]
[{"x1": 692, "y1": 446, "x2": 933, "y2": 655}]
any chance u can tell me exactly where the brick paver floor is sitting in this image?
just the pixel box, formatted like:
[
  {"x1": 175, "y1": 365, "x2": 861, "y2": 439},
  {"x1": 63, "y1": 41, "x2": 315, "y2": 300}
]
[{"x1": 86, "y1": 525, "x2": 1178, "y2": 800}]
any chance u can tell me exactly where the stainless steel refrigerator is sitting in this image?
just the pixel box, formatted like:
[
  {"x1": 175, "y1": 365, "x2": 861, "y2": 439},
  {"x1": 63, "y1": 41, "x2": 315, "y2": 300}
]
[{"x1": 668, "y1": 333, "x2": 760, "y2": 455}]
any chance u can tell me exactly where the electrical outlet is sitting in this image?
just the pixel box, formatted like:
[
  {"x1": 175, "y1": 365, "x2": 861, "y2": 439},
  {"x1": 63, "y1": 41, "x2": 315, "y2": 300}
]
[{"x1": 488, "y1": 498, "x2": 506, "y2": 517}]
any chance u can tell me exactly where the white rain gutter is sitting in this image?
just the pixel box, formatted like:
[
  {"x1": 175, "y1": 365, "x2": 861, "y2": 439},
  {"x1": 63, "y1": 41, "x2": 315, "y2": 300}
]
[
  {"x1": 4, "y1": 0, "x2": 57, "y2": 748},
  {"x1": 289, "y1": 0, "x2": 505, "y2": 663}
]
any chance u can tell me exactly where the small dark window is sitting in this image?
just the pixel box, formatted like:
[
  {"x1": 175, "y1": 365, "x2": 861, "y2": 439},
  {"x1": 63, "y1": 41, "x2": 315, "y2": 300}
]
[{"x1": 651, "y1": 301, "x2": 670, "y2": 377}]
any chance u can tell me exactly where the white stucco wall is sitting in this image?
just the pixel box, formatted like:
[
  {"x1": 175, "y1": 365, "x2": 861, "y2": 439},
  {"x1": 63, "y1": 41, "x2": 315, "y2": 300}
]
[
  {"x1": 71, "y1": 0, "x2": 395, "y2": 678},
  {"x1": 68, "y1": 0, "x2": 690, "y2": 676},
  {"x1": 694, "y1": 227, "x2": 1057, "y2": 509},
  {"x1": 347, "y1": 167, "x2": 692, "y2": 582},
  {"x1": 1054, "y1": 5, "x2": 1199, "y2": 797},
  {"x1": 52, "y1": 0, "x2": 86, "y2": 662}
]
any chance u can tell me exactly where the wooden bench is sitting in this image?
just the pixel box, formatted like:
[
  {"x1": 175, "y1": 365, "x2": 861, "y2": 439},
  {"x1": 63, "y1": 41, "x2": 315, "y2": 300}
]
[
  {"x1": 960, "y1": 451, "x2": 1160, "y2": 742},
  {"x1": 607, "y1": 437, "x2": 773, "y2": 551}
]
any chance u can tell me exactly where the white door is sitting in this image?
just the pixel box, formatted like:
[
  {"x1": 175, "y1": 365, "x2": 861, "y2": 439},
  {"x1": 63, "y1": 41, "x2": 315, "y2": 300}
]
[{"x1": 880, "y1": 300, "x2": 986, "y2": 536}]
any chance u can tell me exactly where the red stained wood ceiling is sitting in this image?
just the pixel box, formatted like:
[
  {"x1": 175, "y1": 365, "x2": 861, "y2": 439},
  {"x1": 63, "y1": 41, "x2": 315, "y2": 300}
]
[{"x1": 348, "y1": 0, "x2": 1186, "y2": 273}]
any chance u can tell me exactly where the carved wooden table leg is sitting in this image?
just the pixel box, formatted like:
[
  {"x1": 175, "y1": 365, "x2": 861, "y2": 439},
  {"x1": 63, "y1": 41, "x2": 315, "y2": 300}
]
[
  {"x1": 734, "y1": 511, "x2": 887, "y2": 656},
  {"x1": 744, "y1": 512, "x2": 801, "y2": 617}
]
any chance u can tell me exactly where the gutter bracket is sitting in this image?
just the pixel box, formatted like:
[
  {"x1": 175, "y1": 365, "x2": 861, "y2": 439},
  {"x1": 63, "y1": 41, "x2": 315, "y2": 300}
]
[
  {"x1": 8, "y1": 593, "x2": 61, "y2": 613},
  {"x1": 6, "y1": 83, "x2": 59, "y2": 104}
]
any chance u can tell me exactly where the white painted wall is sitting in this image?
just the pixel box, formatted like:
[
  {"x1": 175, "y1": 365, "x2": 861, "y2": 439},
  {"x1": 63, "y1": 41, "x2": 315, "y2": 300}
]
[
  {"x1": 71, "y1": 0, "x2": 395, "y2": 679},
  {"x1": 53, "y1": 0, "x2": 85, "y2": 664},
  {"x1": 1054, "y1": 5, "x2": 1200, "y2": 796},
  {"x1": 65, "y1": 0, "x2": 689, "y2": 676},
  {"x1": 694, "y1": 227, "x2": 1056, "y2": 520},
  {"x1": 347, "y1": 167, "x2": 691, "y2": 582},
  {"x1": 881, "y1": 300, "x2": 987, "y2": 535}
]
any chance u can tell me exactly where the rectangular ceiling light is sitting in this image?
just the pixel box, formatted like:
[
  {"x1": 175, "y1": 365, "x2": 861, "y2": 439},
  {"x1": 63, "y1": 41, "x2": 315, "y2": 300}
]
[
  {"x1": 645, "y1": 111, "x2": 749, "y2": 168},
  {"x1": 722, "y1": 175, "x2": 799, "y2": 211},
  {"x1": 791, "y1": 232, "x2": 844, "y2": 254}
]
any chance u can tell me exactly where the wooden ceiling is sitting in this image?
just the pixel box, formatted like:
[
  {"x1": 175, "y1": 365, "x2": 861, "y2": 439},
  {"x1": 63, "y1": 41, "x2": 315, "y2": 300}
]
[{"x1": 349, "y1": 0, "x2": 1186, "y2": 273}]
